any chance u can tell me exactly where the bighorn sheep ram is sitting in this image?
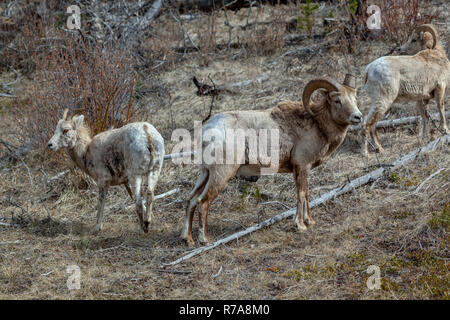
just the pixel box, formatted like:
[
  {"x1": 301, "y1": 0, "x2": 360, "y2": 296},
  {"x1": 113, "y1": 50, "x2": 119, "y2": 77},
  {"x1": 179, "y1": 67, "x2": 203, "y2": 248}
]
[
  {"x1": 181, "y1": 74, "x2": 362, "y2": 246},
  {"x1": 361, "y1": 24, "x2": 449, "y2": 156},
  {"x1": 47, "y1": 109, "x2": 165, "y2": 233}
]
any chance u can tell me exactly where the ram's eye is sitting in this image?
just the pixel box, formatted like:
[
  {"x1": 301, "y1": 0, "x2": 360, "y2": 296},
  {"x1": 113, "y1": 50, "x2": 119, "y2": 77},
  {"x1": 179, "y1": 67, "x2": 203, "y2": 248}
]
[
  {"x1": 63, "y1": 129, "x2": 69, "y2": 134},
  {"x1": 412, "y1": 39, "x2": 417, "y2": 43}
]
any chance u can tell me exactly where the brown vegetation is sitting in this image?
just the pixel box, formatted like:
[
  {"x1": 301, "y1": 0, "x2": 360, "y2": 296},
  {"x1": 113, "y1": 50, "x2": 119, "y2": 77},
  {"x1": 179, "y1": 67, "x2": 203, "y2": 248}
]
[{"x1": 0, "y1": 0, "x2": 448, "y2": 299}]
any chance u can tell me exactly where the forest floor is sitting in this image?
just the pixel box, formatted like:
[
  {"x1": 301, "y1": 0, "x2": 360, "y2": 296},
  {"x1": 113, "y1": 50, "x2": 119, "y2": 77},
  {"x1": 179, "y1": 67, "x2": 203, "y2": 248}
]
[{"x1": 0, "y1": 1, "x2": 449, "y2": 299}]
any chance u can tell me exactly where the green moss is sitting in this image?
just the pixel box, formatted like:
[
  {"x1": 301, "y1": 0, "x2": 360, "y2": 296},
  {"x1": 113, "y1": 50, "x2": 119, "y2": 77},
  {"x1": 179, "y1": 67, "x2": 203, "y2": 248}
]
[
  {"x1": 390, "y1": 173, "x2": 401, "y2": 184},
  {"x1": 379, "y1": 250, "x2": 449, "y2": 299},
  {"x1": 284, "y1": 264, "x2": 320, "y2": 281},
  {"x1": 428, "y1": 203, "x2": 450, "y2": 231}
]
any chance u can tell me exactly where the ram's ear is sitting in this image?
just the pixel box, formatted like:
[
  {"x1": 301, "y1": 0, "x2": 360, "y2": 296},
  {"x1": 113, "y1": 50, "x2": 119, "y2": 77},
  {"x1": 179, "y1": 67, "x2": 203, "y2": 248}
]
[
  {"x1": 423, "y1": 32, "x2": 434, "y2": 49},
  {"x1": 72, "y1": 115, "x2": 84, "y2": 129}
]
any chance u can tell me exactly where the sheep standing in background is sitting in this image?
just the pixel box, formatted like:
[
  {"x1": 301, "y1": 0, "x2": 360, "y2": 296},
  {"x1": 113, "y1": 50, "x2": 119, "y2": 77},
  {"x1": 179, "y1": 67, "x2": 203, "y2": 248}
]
[
  {"x1": 47, "y1": 109, "x2": 165, "y2": 233},
  {"x1": 181, "y1": 74, "x2": 362, "y2": 246},
  {"x1": 361, "y1": 24, "x2": 450, "y2": 156}
]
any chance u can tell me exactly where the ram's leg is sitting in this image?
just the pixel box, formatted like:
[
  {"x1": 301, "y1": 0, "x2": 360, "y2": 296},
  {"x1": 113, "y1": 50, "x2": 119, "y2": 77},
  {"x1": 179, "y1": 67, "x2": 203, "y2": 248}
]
[
  {"x1": 198, "y1": 165, "x2": 239, "y2": 244},
  {"x1": 360, "y1": 123, "x2": 370, "y2": 157},
  {"x1": 304, "y1": 185, "x2": 315, "y2": 226},
  {"x1": 181, "y1": 169, "x2": 208, "y2": 246},
  {"x1": 416, "y1": 100, "x2": 430, "y2": 141},
  {"x1": 362, "y1": 98, "x2": 390, "y2": 155},
  {"x1": 293, "y1": 165, "x2": 309, "y2": 231},
  {"x1": 94, "y1": 184, "x2": 108, "y2": 233},
  {"x1": 367, "y1": 110, "x2": 385, "y2": 153},
  {"x1": 143, "y1": 160, "x2": 162, "y2": 233},
  {"x1": 124, "y1": 183, "x2": 133, "y2": 200},
  {"x1": 129, "y1": 176, "x2": 144, "y2": 231},
  {"x1": 435, "y1": 85, "x2": 449, "y2": 134}
]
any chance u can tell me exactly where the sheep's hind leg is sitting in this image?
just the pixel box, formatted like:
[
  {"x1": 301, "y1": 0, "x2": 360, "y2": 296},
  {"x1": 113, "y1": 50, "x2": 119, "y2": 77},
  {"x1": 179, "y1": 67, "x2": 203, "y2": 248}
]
[
  {"x1": 124, "y1": 183, "x2": 133, "y2": 200},
  {"x1": 435, "y1": 85, "x2": 449, "y2": 134},
  {"x1": 362, "y1": 99, "x2": 389, "y2": 155},
  {"x1": 368, "y1": 111, "x2": 385, "y2": 153},
  {"x1": 416, "y1": 100, "x2": 430, "y2": 142},
  {"x1": 198, "y1": 165, "x2": 239, "y2": 244},
  {"x1": 94, "y1": 185, "x2": 108, "y2": 234},
  {"x1": 143, "y1": 162, "x2": 162, "y2": 233},
  {"x1": 129, "y1": 176, "x2": 145, "y2": 232},
  {"x1": 360, "y1": 125, "x2": 370, "y2": 157},
  {"x1": 181, "y1": 169, "x2": 208, "y2": 246}
]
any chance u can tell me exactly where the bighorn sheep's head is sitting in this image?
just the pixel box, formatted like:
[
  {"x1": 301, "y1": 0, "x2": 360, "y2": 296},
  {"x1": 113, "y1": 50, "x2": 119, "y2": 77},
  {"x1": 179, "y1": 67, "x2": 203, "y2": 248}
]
[
  {"x1": 47, "y1": 109, "x2": 85, "y2": 151},
  {"x1": 399, "y1": 24, "x2": 439, "y2": 55},
  {"x1": 302, "y1": 74, "x2": 362, "y2": 125}
]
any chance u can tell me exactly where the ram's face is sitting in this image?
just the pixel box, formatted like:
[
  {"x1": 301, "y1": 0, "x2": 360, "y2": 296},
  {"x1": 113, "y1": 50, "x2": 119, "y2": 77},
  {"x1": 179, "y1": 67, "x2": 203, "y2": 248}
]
[
  {"x1": 399, "y1": 31, "x2": 433, "y2": 55},
  {"x1": 47, "y1": 115, "x2": 84, "y2": 151},
  {"x1": 328, "y1": 87, "x2": 362, "y2": 126}
]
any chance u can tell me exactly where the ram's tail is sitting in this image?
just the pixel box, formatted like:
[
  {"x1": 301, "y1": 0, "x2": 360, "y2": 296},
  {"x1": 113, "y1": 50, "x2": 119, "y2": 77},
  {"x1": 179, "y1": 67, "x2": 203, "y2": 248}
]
[{"x1": 143, "y1": 124, "x2": 155, "y2": 160}]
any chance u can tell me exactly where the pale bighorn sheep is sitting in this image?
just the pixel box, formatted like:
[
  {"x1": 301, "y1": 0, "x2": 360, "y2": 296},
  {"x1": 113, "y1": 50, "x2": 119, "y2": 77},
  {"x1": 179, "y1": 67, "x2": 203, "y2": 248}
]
[
  {"x1": 361, "y1": 24, "x2": 450, "y2": 156},
  {"x1": 47, "y1": 109, "x2": 165, "y2": 233},
  {"x1": 181, "y1": 74, "x2": 362, "y2": 246}
]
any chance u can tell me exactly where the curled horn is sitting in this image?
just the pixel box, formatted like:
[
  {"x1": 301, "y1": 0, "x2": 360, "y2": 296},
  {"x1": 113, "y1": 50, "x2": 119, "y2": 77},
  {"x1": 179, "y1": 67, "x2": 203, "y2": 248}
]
[
  {"x1": 416, "y1": 24, "x2": 439, "y2": 49},
  {"x1": 302, "y1": 78, "x2": 342, "y2": 116},
  {"x1": 343, "y1": 73, "x2": 356, "y2": 88},
  {"x1": 62, "y1": 108, "x2": 69, "y2": 120}
]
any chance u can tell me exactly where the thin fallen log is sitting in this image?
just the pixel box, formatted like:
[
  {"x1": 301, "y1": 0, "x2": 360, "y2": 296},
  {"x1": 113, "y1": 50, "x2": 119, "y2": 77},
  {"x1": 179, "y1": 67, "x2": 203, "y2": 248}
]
[
  {"x1": 0, "y1": 93, "x2": 16, "y2": 98},
  {"x1": 101, "y1": 188, "x2": 180, "y2": 215},
  {"x1": 414, "y1": 168, "x2": 445, "y2": 194},
  {"x1": 122, "y1": 188, "x2": 180, "y2": 210},
  {"x1": 164, "y1": 151, "x2": 196, "y2": 160},
  {"x1": 164, "y1": 134, "x2": 450, "y2": 266},
  {"x1": 140, "y1": 0, "x2": 163, "y2": 31},
  {"x1": 154, "y1": 188, "x2": 180, "y2": 200},
  {"x1": 193, "y1": 75, "x2": 269, "y2": 96},
  {"x1": 349, "y1": 111, "x2": 450, "y2": 132},
  {"x1": 46, "y1": 170, "x2": 70, "y2": 183}
]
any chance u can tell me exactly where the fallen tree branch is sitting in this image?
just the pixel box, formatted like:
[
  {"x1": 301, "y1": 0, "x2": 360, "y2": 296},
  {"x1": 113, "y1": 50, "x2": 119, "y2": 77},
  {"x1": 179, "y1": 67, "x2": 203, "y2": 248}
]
[
  {"x1": 192, "y1": 75, "x2": 269, "y2": 96},
  {"x1": 46, "y1": 170, "x2": 70, "y2": 183},
  {"x1": 154, "y1": 188, "x2": 180, "y2": 200},
  {"x1": 140, "y1": 0, "x2": 163, "y2": 31},
  {"x1": 0, "y1": 93, "x2": 16, "y2": 98},
  {"x1": 92, "y1": 187, "x2": 181, "y2": 216},
  {"x1": 349, "y1": 111, "x2": 450, "y2": 132},
  {"x1": 164, "y1": 135, "x2": 450, "y2": 266},
  {"x1": 163, "y1": 151, "x2": 196, "y2": 160},
  {"x1": 414, "y1": 168, "x2": 445, "y2": 194}
]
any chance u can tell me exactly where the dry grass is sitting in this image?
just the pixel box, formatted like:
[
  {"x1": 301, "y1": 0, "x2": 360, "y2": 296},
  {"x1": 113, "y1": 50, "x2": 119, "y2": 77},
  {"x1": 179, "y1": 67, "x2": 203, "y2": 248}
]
[{"x1": 0, "y1": 2, "x2": 449, "y2": 300}]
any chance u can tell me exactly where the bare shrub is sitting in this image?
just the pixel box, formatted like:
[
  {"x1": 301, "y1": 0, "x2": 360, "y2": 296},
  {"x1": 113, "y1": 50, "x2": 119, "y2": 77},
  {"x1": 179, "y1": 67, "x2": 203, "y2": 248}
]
[
  {"x1": 15, "y1": 33, "x2": 137, "y2": 148},
  {"x1": 141, "y1": 16, "x2": 183, "y2": 70},
  {"x1": 377, "y1": 0, "x2": 440, "y2": 44},
  {"x1": 0, "y1": 0, "x2": 65, "y2": 74},
  {"x1": 329, "y1": 0, "x2": 439, "y2": 54},
  {"x1": 243, "y1": 16, "x2": 286, "y2": 57},
  {"x1": 197, "y1": 13, "x2": 218, "y2": 66}
]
